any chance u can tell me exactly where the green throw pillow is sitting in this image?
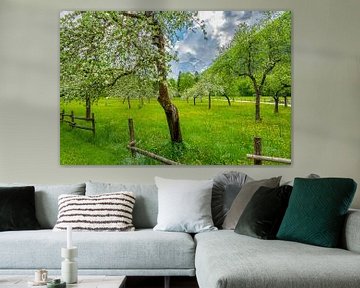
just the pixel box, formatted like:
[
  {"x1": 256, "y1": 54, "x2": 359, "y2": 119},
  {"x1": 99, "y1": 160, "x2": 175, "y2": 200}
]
[{"x1": 277, "y1": 178, "x2": 357, "y2": 247}]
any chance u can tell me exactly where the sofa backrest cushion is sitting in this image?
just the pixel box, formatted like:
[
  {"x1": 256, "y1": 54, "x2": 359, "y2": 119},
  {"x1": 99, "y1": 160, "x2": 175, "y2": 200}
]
[
  {"x1": 0, "y1": 183, "x2": 86, "y2": 229},
  {"x1": 86, "y1": 181, "x2": 158, "y2": 229}
]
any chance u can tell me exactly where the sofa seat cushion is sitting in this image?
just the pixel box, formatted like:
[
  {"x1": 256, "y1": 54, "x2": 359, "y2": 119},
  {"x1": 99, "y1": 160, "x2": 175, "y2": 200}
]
[
  {"x1": 195, "y1": 230, "x2": 360, "y2": 288},
  {"x1": 0, "y1": 229, "x2": 195, "y2": 271}
]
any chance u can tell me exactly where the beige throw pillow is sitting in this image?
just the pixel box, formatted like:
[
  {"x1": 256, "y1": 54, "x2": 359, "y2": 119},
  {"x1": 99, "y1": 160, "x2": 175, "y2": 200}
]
[{"x1": 222, "y1": 176, "x2": 281, "y2": 230}]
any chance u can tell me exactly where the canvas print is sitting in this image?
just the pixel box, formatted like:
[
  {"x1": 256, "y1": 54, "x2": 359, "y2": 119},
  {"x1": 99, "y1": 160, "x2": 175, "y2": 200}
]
[{"x1": 60, "y1": 11, "x2": 291, "y2": 165}]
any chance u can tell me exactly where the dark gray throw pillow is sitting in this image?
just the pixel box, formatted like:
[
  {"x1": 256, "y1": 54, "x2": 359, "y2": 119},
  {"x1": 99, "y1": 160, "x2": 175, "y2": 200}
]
[
  {"x1": 212, "y1": 171, "x2": 251, "y2": 228},
  {"x1": 222, "y1": 176, "x2": 281, "y2": 230},
  {"x1": 234, "y1": 185, "x2": 293, "y2": 239},
  {"x1": 0, "y1": 186, "x2": 41, "y2": 231}
]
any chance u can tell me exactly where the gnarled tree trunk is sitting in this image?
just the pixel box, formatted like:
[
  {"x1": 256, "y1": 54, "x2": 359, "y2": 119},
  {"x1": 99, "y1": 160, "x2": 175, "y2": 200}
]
[
  {"x1": 158, "y1": 81, "x2": 182, "y2": 143},
  {"x1": 153, "y1": 16, "x2": 182, "y2": 143}
]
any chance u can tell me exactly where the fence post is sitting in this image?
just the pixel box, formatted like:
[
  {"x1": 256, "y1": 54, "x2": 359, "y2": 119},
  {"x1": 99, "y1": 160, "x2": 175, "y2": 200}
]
[
  {"x1": 254, "y1": 137, "x2": 262, "y2": 165},
  {"x1": 70, "y1": 111, "x2": 75, "y2": 128},
  {"x1": 61, "y1": 109, "x2": 65, "y2": 121},
  {"x1": 128, "y1": 118, "x2": 136, "y2": 157},
  {"x1": 91, "y1": 113, "x2": 95, "y2": 136}
]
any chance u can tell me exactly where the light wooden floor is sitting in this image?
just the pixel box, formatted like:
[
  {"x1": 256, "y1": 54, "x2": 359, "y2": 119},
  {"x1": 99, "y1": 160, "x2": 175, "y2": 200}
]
[{"x1": 126, "y1": 276, "x2": 199, "y2": 288}]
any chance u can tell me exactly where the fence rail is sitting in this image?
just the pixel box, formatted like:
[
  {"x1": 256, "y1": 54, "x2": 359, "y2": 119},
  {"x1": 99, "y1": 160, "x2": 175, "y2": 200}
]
[
  {"x1": 247, "y1": 137, "x2": 291, "y2": 165},
  {"x1": 127, "y1": 118, "x2": 180, "y2": 165},
  {"x1": 60, "y1": 110, "x2": 95, "y2": 135}
]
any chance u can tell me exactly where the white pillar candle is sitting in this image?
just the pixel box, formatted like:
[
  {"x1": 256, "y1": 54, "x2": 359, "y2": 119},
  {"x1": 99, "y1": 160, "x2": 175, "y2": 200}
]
[{"x1": 67, "y1": 225, "x2": 72, "y2": 249}]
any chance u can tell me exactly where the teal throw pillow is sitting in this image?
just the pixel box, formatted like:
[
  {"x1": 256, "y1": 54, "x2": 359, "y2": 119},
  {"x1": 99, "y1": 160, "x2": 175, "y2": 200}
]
[{"x1": 277, "y1": 178, "x2": 357, "y2": 247}]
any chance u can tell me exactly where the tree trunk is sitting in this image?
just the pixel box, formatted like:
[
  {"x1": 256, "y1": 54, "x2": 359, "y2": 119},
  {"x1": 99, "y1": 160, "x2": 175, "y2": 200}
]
[
  {"x1": 249, "y1": 76, "x2": 261, "y2": 121},
  {"x1": 85, "y1": 95, "x2": 91, "y2": 119},
  {"x1": 208, "y1": 94, "x2": 211, "y2": 109},
  {"x1": 153, "y1": 16, "x2": 182, "y2": 143},
  {"x1": 224, "y1": 94, "x2": 231, "y2": 106},
  {"x1": 127, "y1": 97, "x2": 131, "y2": 109},
  {"x1": 284, "y1": 96, "x2": 288, "y2": 107},
  {"x1": 158, "y1": 81, "x2": 182, "y2": 143},
  {"x1": 274, "y1": 97, "x2": 279, "y2": 113},
  {"x1": 193, "y1": 97, "x2": 196, "y2": 106},
  {"x1": 255, "y1": 90, "x2": 261, "y2": 121}
]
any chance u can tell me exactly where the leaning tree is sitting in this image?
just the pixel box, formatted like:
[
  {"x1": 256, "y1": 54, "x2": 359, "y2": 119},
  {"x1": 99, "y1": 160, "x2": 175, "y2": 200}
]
[{"x1": 60, "y1": 11, "x2": 206, "y2": 143}]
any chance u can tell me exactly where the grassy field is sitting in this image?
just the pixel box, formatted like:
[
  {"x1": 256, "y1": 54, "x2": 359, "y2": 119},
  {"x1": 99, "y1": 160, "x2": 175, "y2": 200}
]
[{"x1": 60, "y1": 97, "x2": 291, "y2": 165}]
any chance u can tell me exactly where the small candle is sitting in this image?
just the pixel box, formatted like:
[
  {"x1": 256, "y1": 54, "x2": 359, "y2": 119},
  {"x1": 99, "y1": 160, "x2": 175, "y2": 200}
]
[{"x1": 67, "y1": 225, "x2": 72, "y2": 249}]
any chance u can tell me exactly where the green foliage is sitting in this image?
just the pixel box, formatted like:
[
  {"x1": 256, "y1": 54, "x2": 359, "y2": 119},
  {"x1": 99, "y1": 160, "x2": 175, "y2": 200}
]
[
  {"x1": 183, "y1": 74, "x2": 224, "y2": 101},
  {"x1": 60, "y1": 98, "x2": 291, "y2": 165},
  {"x1": 177, "y1": 71, "x2": 197, "y2": 96},
  {"x1": 60, "y1": 11, "x2": 204, "y2": 103},
  {"x1": 227, "y1": 11, "x2": 291, "y2": 80},
  {"x1": 107, "y1": 74, "x2": 157, "y2": 106},
  {"x1": 263, "y1": 62, "x2": 291, "y2": 97}
]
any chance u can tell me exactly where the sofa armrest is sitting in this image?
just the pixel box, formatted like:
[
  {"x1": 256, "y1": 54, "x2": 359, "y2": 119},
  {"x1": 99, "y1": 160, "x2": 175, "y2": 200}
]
[{"x1": 342, "y1": 209, "x2": 360, "y2": 253}]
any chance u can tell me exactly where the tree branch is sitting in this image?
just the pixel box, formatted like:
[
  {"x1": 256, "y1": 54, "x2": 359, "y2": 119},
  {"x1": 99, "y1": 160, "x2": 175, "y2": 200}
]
[
  {"x1": 259, "y1": 59, "x2": 281, "y2": 90},
  {"x1": 119, "y1": 11, "x2": 146, "y2": 20},
  {"x1": 106, "y1": 71, "x2": 134, "y2": 87}
]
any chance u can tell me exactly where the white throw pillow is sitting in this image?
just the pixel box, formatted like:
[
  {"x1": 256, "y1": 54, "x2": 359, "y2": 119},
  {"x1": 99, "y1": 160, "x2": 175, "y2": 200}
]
[
  {"x1": 53, "y1": 192, "x2": 135, "y2": 232},
  {"x1": 153, "y1": 177, "x2": 217, "y2": 233}
]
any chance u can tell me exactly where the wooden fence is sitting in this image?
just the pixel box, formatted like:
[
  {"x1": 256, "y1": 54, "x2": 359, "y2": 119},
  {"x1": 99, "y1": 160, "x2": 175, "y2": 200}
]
[
  {"x1": 127, "y1": 118, "x2": 180, "y2": 165},
  {"x1": 60, "y1": 110, "x2": 95, "y2": 135},
  {"x1": 246, "y1": 137, "x2": 291, "y2": 165}
]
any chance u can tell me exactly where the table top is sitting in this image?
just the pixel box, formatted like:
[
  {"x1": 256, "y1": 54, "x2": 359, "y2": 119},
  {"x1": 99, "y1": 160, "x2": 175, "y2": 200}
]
[{"x1": 0, "y1": 275, "x2": 126, "y2": 288}]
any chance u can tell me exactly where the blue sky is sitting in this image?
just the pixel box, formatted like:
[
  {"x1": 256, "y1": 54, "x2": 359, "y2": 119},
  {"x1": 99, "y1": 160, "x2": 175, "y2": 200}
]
[{"x1": 168, "y1": 11, "x2": 266, "y2": 79}]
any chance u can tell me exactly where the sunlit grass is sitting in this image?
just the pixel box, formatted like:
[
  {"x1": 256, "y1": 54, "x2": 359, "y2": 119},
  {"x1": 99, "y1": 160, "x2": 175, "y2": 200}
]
[{"x1": 60, "y1": 97, "x2": 291, "y2": 165}]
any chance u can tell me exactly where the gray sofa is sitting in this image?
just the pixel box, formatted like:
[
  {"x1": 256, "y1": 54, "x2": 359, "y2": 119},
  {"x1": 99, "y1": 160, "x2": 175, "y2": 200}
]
[{"x1": 0, "y1": 180, "x2": 360, "y2": 288}]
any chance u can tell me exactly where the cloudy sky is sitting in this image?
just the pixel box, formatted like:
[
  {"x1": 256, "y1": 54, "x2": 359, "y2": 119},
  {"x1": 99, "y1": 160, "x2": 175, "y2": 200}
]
[{"x1": 169, "y1": 11, "x2": 266, "y2": 79}]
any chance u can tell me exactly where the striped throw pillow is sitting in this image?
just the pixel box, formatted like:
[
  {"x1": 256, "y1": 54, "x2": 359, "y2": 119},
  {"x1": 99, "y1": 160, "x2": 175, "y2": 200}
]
[{"x1": 53, "y1": 192, "x2": 136, "y2": 231}]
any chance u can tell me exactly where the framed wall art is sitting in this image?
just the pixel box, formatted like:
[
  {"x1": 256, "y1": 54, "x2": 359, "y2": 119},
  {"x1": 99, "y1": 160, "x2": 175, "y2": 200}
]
[{"x1": 60, "y1": 10, "x2": 291, "y2": 165}]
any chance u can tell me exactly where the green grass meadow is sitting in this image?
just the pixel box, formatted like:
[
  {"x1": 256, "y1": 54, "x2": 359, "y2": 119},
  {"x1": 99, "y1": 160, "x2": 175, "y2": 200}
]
[{"x1": 60, "y1": 97, "x2": 291, "y2": 165}]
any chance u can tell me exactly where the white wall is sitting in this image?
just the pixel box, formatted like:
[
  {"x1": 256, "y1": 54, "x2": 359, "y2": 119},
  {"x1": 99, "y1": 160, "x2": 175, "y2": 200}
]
[{"x1": 0, "y1": 0, "x2": 359, "y2": 208}]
